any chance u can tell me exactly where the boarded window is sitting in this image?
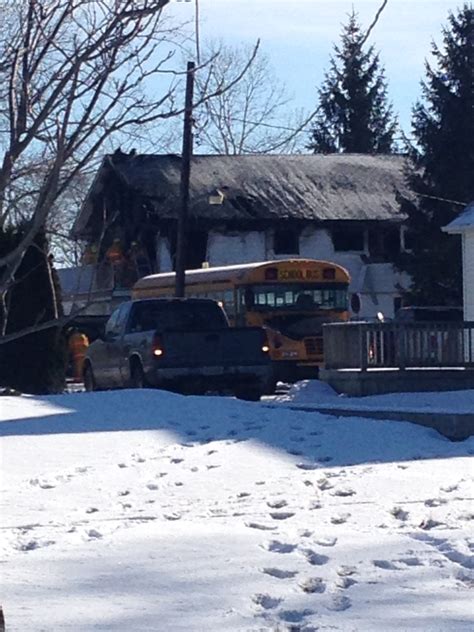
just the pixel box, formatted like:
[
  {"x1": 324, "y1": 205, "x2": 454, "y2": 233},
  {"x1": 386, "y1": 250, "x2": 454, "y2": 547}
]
[
  {"x1": 332, "y1": 227, "x2": 365, "y2": 252},
  {"x1": 368, "y1": 226, "x2": 401, "y2": 260},
  {"x1": 274, "y1": 227, "x2": 300, "y2": 254}
]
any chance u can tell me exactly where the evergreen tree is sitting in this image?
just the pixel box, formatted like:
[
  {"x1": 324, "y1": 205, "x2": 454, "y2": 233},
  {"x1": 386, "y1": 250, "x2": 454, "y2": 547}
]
[
  {"x1": 0, "y1": 225, "x2": 67, "y2": 394},
  {"x1": 308, "y1": 11, "x2": 397, "y2": 154},
  {"x1": 398, "y1": 4, "x2": 474, "y2": 305}
]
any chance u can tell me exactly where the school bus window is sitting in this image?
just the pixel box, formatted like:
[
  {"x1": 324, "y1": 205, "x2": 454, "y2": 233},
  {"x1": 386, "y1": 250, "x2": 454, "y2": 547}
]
[{"x1": 243, "y1": 284, "x2": 347, "y2": 311}]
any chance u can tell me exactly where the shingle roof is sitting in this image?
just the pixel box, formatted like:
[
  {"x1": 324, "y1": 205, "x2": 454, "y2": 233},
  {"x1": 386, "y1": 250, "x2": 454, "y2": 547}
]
[{"x1": 73, "y1": 153, "x2": 410, "y2": 238}]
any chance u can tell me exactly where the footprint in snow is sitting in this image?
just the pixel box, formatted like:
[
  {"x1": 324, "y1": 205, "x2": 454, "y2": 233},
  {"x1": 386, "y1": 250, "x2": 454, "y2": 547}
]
[
  {"x1": 298, "y1": 529, "x2": 313, "y2": 538},
  {"x1": 424, "y1": 498, "x2": 447, "y2": 507},
  {"x1": 262, "y1": 567, "x2": 298, "y2": 579},
  {"x1": 15, "y1": 538, "x2": 55, "y2": 552},
  {"x1": 326, "y1": 593, "x2": 351, "y2": 611},
  {"x1": 117, "y1": 490, "x2": 130, "y2": 496},
  {"x1": 117, "y1": 463, "x2": 127, "y2": 469},
  {"x1": 331, "y1": 513, "x2": 350, "y2": 525},
  {"x1": 315, "y1": 536, "x2": 337, "y2": 547},
  {"x1": 237, "y1": 491, "x2": 251, "y2": 499},
  {"x1": 398, "y1": 557, "x2": 423, "y2": 567},
  {"x1": 261, "y1": 540, "x2": 297, "y2": 554},
  {"x1": 245, "y1": 522, "x2": 277, "y2": 531},
  {"x1": 331, "y1": 488, "x2": 355, "y2": 497},
  {"x1": 85, "y1": 507, "x2": 99, "y2": 514},
  {"x1": 419, "y1": 517, "x2": 444, "y2": 530},
  {"x1": 336, "y1": 576, "x2": 357, "y2": 589},
  {"x1": 146, "y1": 482, "x2": 159, "y2": 491},
  {"x1": 170, "y1": 458, "x2": 184, "y2": 465},
  {"x1": 300, "y1": 549, "x2": 329, "y2": 566},
  {"x1": 299, "y1": 576, "x2": 326, "y2": 593},
  {"x1": 267, "y1": 499, "x2": 288, "y2": 509},
  {"x1": 455, "y1": 569, "x2": 474, "y2": 587},
  {"x1": 337, "y1": 565, "x2": 357, "y2": 577},
  {"x1": 389, "y1": 506, "x2": 409, "y2": 521},
  {"x1": 279, "y1": 608, "x2": 314, "y2": 623},
  {"x1": 373, "y1": 559, "x2": 400, "y2": 570},
  {"x1": 296, "y1": 463, "x2": 318, "y2": 471},
  {"x1": 164, "y1": 512, "x2": 181, "y2": 521},
  {"x1": 29, "y1": 478, "x2": 55, "y2": 489},
  {"x1": 316, "y1": 477, "x2": 333, "y2": 491},
  {"x1": 86, "y1": 529, "x2": 103, "y2": 540},
  {"x1": 440, "y1": 483, "x2": 459, "y2": 493},
  {"x1": 290, "y1": 435, "x2": 305, "y2": 443},
  {"x1": 251, "y1": 593, "x2": 282, "y2": 609},
  {"x1": 75, "y1": 466, "x2": 90, "y2": 474},
  {"x1": 270, "y1": 512, "x2": 295, "y2": 521},
  {"x1": 288, "y1": 448, "x2": 304, "y2": 456}
]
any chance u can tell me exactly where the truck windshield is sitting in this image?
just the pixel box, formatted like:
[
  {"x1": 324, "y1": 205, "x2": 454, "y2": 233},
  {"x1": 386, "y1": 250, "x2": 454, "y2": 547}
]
[
  {"x1": 240, "y1": 283, "x2": 348, "y2": 312},
  {"x1": 130, "y1": 301, "x2": 228, "y2": 333}
]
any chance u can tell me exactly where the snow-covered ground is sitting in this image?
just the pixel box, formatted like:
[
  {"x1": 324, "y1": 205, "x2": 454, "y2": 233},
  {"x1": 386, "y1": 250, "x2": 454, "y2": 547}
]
[{"x1": 1, "y1": 387, "x2": 473, "y2": 631}]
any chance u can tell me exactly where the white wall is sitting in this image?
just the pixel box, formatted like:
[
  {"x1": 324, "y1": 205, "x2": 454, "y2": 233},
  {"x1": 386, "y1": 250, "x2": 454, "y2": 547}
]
[
  {"x1": 207, "y1": 231, "x2": 266, "y2": 265},
  {"x1": 463, "y1": 231, "x2": 474, "y2": 321},
  {"x1": 155, "y1": 226, "x2": 405, "y2": 319}
]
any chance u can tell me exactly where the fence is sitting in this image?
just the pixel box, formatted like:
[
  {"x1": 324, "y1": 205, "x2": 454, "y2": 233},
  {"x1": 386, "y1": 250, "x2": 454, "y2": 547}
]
[{"x1": 323, "y1": 321, "x2": 474, "y2": 370}]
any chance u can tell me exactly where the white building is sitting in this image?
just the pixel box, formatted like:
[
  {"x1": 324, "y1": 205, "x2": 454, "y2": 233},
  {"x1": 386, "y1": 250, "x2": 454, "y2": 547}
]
[{"x1": 444, "y1": 201, "x2": 474, "y2": 320}]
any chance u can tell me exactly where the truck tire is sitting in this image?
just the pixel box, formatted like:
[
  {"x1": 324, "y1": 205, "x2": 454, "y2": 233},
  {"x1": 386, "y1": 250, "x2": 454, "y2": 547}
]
[
  {"x1": 83, "y1": 364, "x2": 96, "y2": 392},
  {"x1": 130, "y1": 359, "x2": 147, "y2": 389}
]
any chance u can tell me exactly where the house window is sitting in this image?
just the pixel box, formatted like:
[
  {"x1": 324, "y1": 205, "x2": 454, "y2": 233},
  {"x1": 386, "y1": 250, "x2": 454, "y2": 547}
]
[
  {"x1": 332, "y1": 226, "x2": 365, "y2": 252},
  {"x1": 185, "y1": 229, "x2": 208, "y2": 269},
  {"x1": 368, "y1": 226, "x2": 401, "y2": 260},
  {"x1": 274, "y1": 227, "x2": 300, "y2": 254},
  {"x1": 169, "y1": 228, "x2": 208, "y2": 270}
]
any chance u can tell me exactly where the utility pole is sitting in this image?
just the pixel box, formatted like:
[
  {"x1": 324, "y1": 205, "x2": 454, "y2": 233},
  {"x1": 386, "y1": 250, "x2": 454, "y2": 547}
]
[{"x1": 175, "y1": 61, "x2": 195, "y2": 298}]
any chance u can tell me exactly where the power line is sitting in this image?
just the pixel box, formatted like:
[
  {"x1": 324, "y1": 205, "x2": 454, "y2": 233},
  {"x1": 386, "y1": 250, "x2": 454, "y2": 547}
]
[{"x1": 196, "y1": 114, "x2": 415, "y2": 141}]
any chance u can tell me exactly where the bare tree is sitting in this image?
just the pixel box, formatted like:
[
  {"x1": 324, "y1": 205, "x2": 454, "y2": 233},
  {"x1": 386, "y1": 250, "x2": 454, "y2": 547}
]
[
  {"x1": 0, "y1": 0, "x2": 258, "y2": 335},
  {"x1": 194, "y1": 41, "x2": 311, "y2": 154}
]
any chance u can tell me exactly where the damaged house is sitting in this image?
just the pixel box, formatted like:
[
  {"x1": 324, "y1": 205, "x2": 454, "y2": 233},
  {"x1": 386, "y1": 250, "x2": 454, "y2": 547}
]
[{"x1": 69, "y1": 152, "x2": 411, "y2": 319}]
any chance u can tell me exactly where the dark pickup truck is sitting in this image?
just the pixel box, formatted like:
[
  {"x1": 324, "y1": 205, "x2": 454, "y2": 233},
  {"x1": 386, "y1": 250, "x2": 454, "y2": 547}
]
[{"x1": 83, "y1": 298, "x2": 272, "y2": 400}]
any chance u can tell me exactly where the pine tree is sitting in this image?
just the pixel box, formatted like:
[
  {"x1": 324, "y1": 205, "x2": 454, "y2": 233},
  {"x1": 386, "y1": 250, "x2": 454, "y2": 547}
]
[
  {"x1": 0, "y1": 225, "x2": 67, "y2": 394},
  {"x1": 308, "y1": 11, "x2": 397, "y2": 154},
  {"x1": 398, "y1": 4, "x2": 474, "y2": 305}
]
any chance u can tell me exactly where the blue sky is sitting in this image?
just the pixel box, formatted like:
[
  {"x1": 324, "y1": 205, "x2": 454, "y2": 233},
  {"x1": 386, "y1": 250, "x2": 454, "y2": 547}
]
[{"x1": 168, "y1": 0, "x2": 465, "y2": 137}]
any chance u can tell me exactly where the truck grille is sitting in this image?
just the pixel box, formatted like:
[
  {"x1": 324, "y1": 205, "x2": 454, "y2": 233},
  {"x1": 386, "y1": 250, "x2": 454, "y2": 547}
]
[{"x1": 304, "y1": 337, "x2": 323, "y2": 356}]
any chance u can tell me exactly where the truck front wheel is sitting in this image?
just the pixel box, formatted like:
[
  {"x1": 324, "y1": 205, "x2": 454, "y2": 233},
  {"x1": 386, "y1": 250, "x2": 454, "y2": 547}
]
[{"x1": 130, "y1": 359, "x2": 147, "y2": 389}]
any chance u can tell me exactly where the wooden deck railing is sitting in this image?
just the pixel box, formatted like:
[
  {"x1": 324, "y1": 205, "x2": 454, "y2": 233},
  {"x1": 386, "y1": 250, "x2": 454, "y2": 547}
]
[{"x1": 323, "y1": 321, "x2": 474, "y2": 370}]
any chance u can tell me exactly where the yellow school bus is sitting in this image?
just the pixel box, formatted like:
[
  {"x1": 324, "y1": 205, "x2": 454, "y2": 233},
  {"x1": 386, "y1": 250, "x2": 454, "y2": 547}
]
[{"x1": 132, "y1": 259, "x2": 350, "y2": 383}]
